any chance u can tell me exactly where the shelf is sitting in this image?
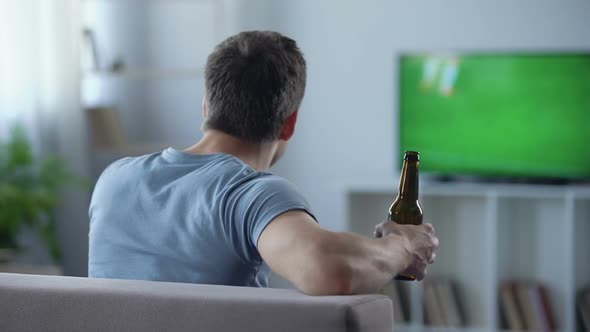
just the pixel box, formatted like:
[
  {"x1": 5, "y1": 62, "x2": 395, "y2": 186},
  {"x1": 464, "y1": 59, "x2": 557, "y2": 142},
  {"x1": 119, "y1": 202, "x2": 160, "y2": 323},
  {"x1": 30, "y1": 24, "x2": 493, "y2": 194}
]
[
  {"x1": 348, "y1": 183, "x2": 589, "y2": 332},
  {"x1": 348, "y1": 181, "x2": 590, "y2": 199},
  {"x1": 497, "y1": 197, "x2": 567, "y2": 281},
  {"x1": 422, "y1": 196, "x2": 493, "y2": 328},
  {"x1": 83, "y1": 69, "x2": 204, "y2": 81},
  {"x1": 496, "y1": 197, "x2": 568, "y2": 330}
]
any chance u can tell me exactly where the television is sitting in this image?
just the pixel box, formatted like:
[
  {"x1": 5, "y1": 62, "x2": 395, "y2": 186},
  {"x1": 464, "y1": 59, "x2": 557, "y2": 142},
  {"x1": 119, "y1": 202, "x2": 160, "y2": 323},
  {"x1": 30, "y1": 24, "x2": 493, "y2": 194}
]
[{"x1": 399, "y1": 52, "x2": 590, "y2": 182}]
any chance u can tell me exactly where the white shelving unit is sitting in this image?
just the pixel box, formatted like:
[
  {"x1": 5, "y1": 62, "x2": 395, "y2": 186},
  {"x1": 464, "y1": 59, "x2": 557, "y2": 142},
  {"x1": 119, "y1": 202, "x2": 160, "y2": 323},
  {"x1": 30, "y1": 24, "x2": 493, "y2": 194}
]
[
  {"x1": 79, "y1": 0, "x2": 223, "y2": 179},
  {"x1": 348, "y1": 182, "x2": 590, "y2": 332}
]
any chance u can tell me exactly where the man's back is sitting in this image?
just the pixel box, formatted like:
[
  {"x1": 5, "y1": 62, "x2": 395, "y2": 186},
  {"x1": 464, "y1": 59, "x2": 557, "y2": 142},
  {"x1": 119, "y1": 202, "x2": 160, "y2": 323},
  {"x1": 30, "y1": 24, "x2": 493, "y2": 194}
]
[{"x1": 88, "y1": 148, "x2": 313, "y2": 287}]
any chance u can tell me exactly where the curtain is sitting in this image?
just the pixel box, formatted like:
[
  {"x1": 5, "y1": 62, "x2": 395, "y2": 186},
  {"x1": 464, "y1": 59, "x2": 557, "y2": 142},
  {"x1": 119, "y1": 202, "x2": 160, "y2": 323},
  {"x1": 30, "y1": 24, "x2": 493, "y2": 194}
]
[
  {"x1": 0, "y1": 0, "x2": 42, "y2": 141},
  {"x1": 0, "y1": 0, "x2": 82, "y2": 146},
  {"x1": 0, "y1": 0, "x2": 90, "y2": 276}
]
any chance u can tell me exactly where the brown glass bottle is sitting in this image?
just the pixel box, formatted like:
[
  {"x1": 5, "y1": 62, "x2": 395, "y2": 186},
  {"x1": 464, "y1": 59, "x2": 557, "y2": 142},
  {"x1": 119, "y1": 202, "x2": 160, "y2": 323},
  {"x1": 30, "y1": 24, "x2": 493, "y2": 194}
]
[{"x1": 389, "y1": 151, "x2": 423, "y2": 281}]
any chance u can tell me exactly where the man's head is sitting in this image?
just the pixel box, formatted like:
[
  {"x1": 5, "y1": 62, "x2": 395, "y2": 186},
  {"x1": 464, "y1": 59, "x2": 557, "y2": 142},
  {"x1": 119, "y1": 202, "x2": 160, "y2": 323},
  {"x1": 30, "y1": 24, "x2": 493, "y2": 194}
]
[{"x1": 203, "y1": 31, "x2": 307, "y2": 144}]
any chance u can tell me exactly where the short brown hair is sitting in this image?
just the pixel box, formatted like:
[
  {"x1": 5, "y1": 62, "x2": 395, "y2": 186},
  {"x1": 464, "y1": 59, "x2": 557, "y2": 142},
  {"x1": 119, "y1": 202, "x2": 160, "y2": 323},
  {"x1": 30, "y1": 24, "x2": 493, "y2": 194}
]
[{"x1": 203, "y1": 31, "x2": 307, "y2": 142}]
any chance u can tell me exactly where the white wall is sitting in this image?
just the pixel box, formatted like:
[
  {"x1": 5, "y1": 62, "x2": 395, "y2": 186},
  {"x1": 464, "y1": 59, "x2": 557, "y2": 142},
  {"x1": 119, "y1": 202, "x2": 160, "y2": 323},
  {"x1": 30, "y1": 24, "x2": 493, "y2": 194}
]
[
  {"x1": 66, "y1": 0, "x2": 590, "y2": 276},
  {"x1": 268, "y1": 0, "x2": 590, "y2": 232},
  {"x1": 72, "y1": 0, "x2": 278, "y2": 275},
  {"x1": 82, "y1": 0, "x2": 278, "y2": 149}
]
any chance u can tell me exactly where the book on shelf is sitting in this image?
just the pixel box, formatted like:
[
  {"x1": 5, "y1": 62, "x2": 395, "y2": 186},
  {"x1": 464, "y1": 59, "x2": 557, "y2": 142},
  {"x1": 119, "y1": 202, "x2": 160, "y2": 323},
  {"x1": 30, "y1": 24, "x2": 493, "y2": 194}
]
[
  {"x1": 536, "y1": 284, "x2": 557, "y2": 331},
  {"x1": 576, "y1": 288, "x2": 590, "y2": 331},
  {"x1": 423, "y1": 278, "x2": 464, "y2": 328},
  {"x1": 381, "y1": 281, "x2": 407, "y2": 323},
  {"x1": 500, "y1": 282, "x2": 524, "y2": 330},
  {"x1": 424, "y1": 280, "x2": 445, "y2": 326},
  {"x1": 499, "y1": 280, "x2": 557, "y2": 331},
  {"x1": 435, "y1": 279, "x2": 464, "y2": 327},
  {"x1": 515, "y1": 282, "x2": 542, "y2": 330}
]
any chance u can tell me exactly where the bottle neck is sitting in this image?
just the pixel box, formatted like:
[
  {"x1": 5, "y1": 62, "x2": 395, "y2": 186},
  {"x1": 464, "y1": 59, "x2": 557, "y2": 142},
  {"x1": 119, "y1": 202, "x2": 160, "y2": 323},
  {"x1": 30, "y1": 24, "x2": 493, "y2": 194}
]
[{"x1": 398, "y1": 160, "x2": 419, "y2": 201}]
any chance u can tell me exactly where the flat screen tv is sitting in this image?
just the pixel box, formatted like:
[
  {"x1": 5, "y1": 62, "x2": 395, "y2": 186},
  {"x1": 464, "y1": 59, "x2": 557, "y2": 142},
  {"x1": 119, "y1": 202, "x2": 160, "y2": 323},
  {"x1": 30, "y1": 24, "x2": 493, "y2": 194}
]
[{"x1": 399, "y1": 52, "x2": 590, "y2": 182}]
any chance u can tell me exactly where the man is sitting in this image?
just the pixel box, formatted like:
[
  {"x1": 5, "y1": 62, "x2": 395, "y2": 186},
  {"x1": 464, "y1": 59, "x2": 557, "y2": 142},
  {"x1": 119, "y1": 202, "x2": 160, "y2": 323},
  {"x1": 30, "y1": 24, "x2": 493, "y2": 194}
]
[{"x1": 89, "y1": 31, "x2": 439, "y2": 295}]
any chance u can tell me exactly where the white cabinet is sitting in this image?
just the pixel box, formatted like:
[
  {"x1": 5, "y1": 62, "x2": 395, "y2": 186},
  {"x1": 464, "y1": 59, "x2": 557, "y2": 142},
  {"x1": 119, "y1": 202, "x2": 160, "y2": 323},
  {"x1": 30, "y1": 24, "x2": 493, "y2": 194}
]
[{"x1": 348, "y1": 182, "x2": 590, "y2": 332}]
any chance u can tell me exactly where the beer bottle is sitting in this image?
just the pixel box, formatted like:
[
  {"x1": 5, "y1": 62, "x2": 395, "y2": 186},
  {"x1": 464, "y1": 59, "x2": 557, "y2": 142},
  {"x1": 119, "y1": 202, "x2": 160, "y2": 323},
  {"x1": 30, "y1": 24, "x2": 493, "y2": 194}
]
[{"x1": 389, "y1": 151, "x2": 423, "y2": 281}]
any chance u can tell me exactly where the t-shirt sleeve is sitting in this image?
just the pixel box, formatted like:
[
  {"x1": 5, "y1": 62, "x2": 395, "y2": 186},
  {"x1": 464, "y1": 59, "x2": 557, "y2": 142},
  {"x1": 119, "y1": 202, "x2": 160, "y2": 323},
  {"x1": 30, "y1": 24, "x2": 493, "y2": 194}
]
[
  {"x1": 89, "y1": 157, "x2": 130, "y2": 222},
  {"x1": 224, "y1": 175, "x2": 316, "y2": 264}
]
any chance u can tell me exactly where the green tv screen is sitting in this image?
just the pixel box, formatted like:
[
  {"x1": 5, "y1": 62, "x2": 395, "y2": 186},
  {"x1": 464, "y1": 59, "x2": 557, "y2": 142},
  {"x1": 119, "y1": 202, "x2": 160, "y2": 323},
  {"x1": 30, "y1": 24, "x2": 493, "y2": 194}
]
[{"x1": 399, "y1": 53, "x2": 590, "y2": 180}]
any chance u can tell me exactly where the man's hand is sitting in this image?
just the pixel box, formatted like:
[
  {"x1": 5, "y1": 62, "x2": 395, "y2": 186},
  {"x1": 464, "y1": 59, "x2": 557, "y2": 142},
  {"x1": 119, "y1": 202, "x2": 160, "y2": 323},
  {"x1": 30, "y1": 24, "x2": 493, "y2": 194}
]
[{"x1": 374, "y1": 222, "x2": 439, "y2": 281}]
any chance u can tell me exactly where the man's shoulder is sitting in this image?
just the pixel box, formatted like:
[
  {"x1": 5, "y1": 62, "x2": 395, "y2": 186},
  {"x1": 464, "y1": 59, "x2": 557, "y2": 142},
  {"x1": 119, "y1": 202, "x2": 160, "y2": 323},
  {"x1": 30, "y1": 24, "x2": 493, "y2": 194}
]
[
  {"x1": 236, "y1": 172, "x2": 307, "y2": 205},
  {"x1": 245, "y1": 172, "x2": 298, "y2": 190},
  {"x1": 96, "y1": 152, "x2": 163, "y2": 186},
  {"x1": 106, "y1": 151, "x2": 164, "y2": 172}
]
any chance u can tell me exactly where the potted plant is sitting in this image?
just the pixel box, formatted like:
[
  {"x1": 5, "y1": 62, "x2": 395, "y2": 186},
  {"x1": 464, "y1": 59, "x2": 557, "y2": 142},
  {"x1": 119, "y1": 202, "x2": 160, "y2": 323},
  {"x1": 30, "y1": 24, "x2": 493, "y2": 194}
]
[{"x1": 0, "y1": 126, "x2": 81, "y2": 264}]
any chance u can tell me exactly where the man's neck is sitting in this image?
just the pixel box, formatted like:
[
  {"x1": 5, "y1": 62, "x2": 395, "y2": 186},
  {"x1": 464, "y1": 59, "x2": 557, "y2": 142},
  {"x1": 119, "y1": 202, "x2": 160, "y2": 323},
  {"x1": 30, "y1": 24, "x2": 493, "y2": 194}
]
[{"x1": 183, "y1": 130, "x2": 277, "y2": 171}]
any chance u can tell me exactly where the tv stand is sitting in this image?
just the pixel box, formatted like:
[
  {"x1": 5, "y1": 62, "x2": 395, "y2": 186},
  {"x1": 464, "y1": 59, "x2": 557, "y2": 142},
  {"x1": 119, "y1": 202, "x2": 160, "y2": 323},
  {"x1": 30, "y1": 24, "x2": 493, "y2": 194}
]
[{"x1": 348, "y1": 181, "x2": 590, "y2": 331}]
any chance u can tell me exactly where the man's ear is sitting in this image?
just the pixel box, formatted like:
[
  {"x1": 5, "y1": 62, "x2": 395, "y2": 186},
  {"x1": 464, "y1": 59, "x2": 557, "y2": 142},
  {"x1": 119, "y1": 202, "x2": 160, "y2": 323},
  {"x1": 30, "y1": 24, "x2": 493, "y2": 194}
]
[
  {"x1": 202, "y1": 97, "x2": 208, "y2": 119},
  {"x1": 279, "y1": 110, "x2": 299, "y2": 141}
]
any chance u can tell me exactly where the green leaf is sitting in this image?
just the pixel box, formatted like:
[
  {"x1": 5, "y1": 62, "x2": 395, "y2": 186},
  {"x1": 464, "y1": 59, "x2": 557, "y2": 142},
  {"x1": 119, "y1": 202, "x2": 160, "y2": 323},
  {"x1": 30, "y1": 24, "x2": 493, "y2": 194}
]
[{"x1": 0, "y1": 124, "x2": 85, "y2": 263}]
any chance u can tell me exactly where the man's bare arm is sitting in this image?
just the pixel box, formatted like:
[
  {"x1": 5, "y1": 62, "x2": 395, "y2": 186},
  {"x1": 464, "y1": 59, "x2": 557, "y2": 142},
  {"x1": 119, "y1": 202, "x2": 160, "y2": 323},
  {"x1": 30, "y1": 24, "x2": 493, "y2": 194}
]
[{"x1": 258, "y1": 210, "x2": 438, "y2": 295}]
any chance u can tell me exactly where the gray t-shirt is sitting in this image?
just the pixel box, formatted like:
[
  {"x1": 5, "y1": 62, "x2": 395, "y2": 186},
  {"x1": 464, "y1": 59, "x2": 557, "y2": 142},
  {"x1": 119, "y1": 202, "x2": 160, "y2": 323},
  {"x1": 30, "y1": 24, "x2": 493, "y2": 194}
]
[{"x1": 88, "y1": 148, "x2": 314, "y2": 287}]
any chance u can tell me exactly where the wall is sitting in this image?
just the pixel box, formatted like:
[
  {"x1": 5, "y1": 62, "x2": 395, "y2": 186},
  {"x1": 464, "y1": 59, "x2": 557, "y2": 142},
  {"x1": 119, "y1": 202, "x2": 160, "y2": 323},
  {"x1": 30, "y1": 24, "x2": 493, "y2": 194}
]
[
  {"x1": 269, "y1": 0, "x2": 590, "y2": 233},
  {"x1": 63, "y1": 0, "x2": 277, "y2": 275},
  {"x1": 61, "y1": 0, "x2": 590, "y2": 276}
]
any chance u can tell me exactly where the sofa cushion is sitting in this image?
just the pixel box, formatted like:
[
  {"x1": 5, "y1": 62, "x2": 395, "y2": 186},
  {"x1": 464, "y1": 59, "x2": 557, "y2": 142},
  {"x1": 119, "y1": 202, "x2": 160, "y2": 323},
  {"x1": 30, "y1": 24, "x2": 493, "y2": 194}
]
[{"x1": 0, "y1": 273, "x2": 393, "y2": 332}]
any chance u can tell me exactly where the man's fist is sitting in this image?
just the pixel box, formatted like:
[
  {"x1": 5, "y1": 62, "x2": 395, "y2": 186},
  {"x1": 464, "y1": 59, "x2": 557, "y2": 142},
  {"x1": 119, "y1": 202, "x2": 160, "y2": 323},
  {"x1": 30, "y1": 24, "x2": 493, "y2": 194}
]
[{"x1": 374, "y1": 221, "x2": 439, "y2": 281}]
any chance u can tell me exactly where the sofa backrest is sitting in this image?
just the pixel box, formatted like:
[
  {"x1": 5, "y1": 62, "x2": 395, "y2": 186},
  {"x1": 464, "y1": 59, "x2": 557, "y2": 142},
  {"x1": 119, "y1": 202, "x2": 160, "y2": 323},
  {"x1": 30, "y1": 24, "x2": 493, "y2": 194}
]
[{"x1": 0, "y1": 273, "x2": 393, "y2": 332}]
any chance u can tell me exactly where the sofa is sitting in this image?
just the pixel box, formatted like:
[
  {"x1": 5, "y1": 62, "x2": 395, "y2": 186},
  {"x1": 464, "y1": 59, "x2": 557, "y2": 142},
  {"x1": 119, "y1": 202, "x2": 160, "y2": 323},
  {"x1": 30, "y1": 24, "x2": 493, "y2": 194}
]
[{"x1": 0, "y1": 273, "x2": 393, "y2": 332}]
